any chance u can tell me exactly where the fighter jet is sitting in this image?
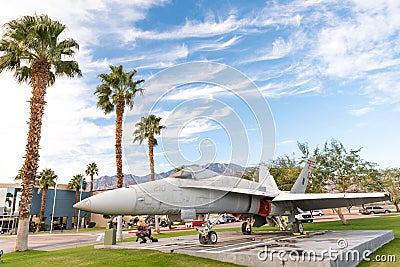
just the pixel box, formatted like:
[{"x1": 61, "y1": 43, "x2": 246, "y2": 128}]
[{"x1": 74, "y1": 157, "x2": 390, "y2": 244}]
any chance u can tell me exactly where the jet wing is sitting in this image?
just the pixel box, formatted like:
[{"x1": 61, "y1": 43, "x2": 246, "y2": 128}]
[
  {"x1": 178, "y1": 184, "x2": 279, "y2": 197},
  {"x1": 272, "y1": 192, "x2": 390, "y2": 211}
]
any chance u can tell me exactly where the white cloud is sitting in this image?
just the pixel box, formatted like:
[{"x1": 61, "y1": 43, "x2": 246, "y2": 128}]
[
  {"x1": 243, "y1": 37, "x2": 293, "y2": 64},
  {"x1": 190, "y1": 36, "x2": 242, "y2": 52},
  {"x1": 124, "y1": 14, "x2": 241, "y2": 41},
  {"x1": 349, "y1": 107, "x2": 373, "y2": 116},
  {"x1": 365, "y1": 72, "x2": 400, "y2": 105},
  {"x1": 179, "y1": 119, "x2": 221, "y2": 138},
  {"x1": 277, "y1": 140, "x2": 296, "y2": 146},
  {"x1": 314, "y1": 1, "x2": 400, "y2": 78},
  {"x1": 163, "y1": 84, "x2": 230, "y2": 101},
  {"x1": 259, "y1": 78, "x2": 321, "y2": 98}
]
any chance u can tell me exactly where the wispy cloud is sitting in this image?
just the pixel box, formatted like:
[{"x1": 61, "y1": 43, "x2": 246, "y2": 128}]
[
  {"x1": 349, "y1": 107, "x2": 373, "y2": 116},
  {"x1": 242, "y1": 37, "x2": 293, "y2": 64},
  {"x1": 123, "y1": 14, "x2": 242, "y2": 41},
  {"x1": 277, "y1": 140, "x2": 296, "y2": 146},
  {"x1": 190, "y1": 36, "x2": 242, "y2": 52}
]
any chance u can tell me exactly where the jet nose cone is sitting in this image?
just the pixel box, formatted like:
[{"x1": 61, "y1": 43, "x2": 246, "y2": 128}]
[
  {"x1": 73, "y1": 187, "x2": 137, "y2": 215},
  {"x1": 74, "y1": 198, "x2": 91, "y2": 211}
]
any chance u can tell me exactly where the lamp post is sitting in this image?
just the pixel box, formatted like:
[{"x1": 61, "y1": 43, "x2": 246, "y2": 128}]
[
  {"x1": 50, "y1": 183, "x2": 58, "y2": 233},
  {"x1": 76, "y1": 178, "x2": 83, "y2": 232}
]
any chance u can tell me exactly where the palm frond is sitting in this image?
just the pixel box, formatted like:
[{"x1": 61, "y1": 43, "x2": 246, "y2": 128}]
[
  {"x1": 95, "y1": 65, "x2": 144, "y2": 114},
  {"x1": 0, "y1": 15, "x2": 81, "y2": 84}
]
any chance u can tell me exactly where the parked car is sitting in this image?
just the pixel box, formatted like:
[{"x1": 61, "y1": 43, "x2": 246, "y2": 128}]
[
  {"x1": 223, "y1": 215, "x2": 239, "y2": 223},
  {"x1": 208, "y1": 215, "x2": 227, "y2": 224},
  {"x1": 295, "y1": 212, "x2": 313, "y2": 223},
  {"x1": 311, "y1": 210, "x2": 324, "y2": 216},
  {"x1": 359, "y1": 206, "x2": 391, "y2": 215}
]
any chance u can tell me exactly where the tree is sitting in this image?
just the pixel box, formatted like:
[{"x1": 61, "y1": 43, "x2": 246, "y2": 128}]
[
  {"x1": 95, "y1": 65, "x2": 144, "y2": 241},
  {"x1": 0, "y1": 15, "x2": 81, "y2": 251},
  {"x1": 237, "y1": 166, "x2": 258, "y2": 181},
  {"x1": 35, "y1": 168, "x2": 57, "y2": 232},
  {"x1": 85, "y1": 162, "x2": 99, "y2": 196},
  {"x1": 298, "y1": 139, "x2": 382, "y2": 224},
  {"x1": 133, "y1": 115, "x2": 165, "y2": 181},
  {"x1": 67, "y1": 174, "x2": 87, "y2": 227},
  {"x1": 381, "y1": 168, "x2": 400, "y2": 212},
  {"x1": 269, "y1": 155, "x2": 301, "y2": 191},
  {"x1": 133, "y1": 114, "x2": 165, "y2": 233}
]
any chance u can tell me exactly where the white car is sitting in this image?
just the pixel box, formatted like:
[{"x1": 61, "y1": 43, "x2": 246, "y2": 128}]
[{"x1": 311, "y1": 210, "x2": 324, "y2": 216}]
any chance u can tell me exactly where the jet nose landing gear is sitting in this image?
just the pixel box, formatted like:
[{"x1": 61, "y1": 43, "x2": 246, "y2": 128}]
[
  {"x1": 197, "y1": 214, "x2": 223, "y2": 245},
  {"x1": 199, "y1": 230, "x2": 218, "y2": 245}
]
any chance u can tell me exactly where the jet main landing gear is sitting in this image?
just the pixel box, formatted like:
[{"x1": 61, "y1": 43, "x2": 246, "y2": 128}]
[
  {"x1": 293, "y1": 219, "x2": 304, "y2": 234},
  {"x1": 241, "y1": 218, "x2": 253, "y2": 235}
]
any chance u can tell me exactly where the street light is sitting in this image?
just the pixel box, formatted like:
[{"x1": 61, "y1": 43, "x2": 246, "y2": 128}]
[
  {"x1": 50, "y1": 183, "x2": 58, "y2": 233},
  {"x1": 76, "y1": 178, "x2": 83, "y2": 232}
]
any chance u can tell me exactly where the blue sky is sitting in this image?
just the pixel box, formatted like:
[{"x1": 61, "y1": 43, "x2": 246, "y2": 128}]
[{"x1": 0, "y1": 0, "x2": 399, "y2": 183}]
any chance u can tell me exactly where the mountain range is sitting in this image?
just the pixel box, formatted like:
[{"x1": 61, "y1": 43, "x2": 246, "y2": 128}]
[{"x1": 92, "y1": 163, "x2": 248, "y2": 191}]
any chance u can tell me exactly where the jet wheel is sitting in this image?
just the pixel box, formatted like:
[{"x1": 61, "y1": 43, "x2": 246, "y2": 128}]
[
  {"x1": 199, "y1": 234, "x2": 208, "y2": 245},
  {"x1": 208, "y1": 231, "x2": 218, "y2": 245},
  {"x1": 293, "y1": 220, "x2": 304, "y2": 234},
  {"x1": 241, "y1": 222, "x2": 251, "y2": 235}
]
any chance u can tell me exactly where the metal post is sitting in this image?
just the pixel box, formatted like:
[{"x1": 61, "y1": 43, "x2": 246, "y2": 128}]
[
  {"x1": 50, "y1": 183, "x2": 58, "y2": 233},
  {"x1": 76, "y1": 178, "x2": 83, "y2": 232}
]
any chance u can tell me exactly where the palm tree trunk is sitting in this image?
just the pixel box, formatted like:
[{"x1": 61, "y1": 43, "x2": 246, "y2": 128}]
[
  {"x1": 115, "y1": 95, "x2": 124, "y2": 189},
  {"x1": 89, "y1": 175, "x2": 94, "y2": 196},
  {"x1": 15, "y1": 60, "x2": 50, "y2": 252},
  {"x1": 115, "y1": 95, "x2": 124, "y2": 241},
  {"x1": 148, "y1": 136, "x2": 155, "y2": 181},
  {"x1": 148, "y1": 136, "x2": 160, "y2": 232},
  {"x1": 36, "y1": 186, "x2": 48, "y2": 233}
]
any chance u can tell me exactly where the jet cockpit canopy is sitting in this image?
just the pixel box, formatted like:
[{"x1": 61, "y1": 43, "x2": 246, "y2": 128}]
[{"x1": 169, "y1": 166, "x2": 219, "y2": 179}]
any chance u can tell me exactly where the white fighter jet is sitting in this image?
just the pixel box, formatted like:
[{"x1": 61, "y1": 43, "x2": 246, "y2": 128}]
[{"x1": 74, "y1": 157, "x2": 390, "y2": 244}]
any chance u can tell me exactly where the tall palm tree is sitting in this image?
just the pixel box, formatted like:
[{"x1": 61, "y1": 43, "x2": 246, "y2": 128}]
[
  {"x1": 133, "y1": 115, "x2": 165, "y2": 233},
  {"x1": 67, "y1": 174, "x2": 87, "y2": 227},
  {"x1": 85, "y1": 162, "x2": 99, "y2": 196},
  {"x1": 95, "y1": 65, "x2": 144, "y2": 189},
  {"x1": 133, "y1": 115, "x2": 165, "y2": 181},
  {"x1": 0, "y1": 15, "x2": 81, "y2": 251},
  {"x1": 35, "y1": 168, "x2": 57, "y2": 232},
  {"x1": 95, "y1": 65, "x2": 143, "y2": 241}
]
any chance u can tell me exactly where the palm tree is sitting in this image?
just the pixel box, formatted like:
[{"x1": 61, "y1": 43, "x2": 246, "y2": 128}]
[
  {"x1": 133, "y1": 115, "x2": 165, "y2": 181},
  {"x1": 67, "y1": 174, "x2": 87, "y2": 227},
  {"x1": 35, "y1": 168, "x2": 57, "y2": 232},
  {"x1": 95, "y1": 65, "x2": 143, "y2": 241},
  {"x1": 95, "y1": 65, "x2": 144, "y2": 189},
  {"x1": 85, "y1": 162, "x2": 99, "y2": 196},
  {"x1": 133, "y1": 115, "x2": 165, "y2": 233},
  {"x1": 0, "y1": 15, "x2": 81, "y2": 251}
]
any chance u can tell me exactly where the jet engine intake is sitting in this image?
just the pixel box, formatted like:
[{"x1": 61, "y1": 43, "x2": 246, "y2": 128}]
[{"x1": 257, "y1": 199, "x2": 271, "y2": 216}]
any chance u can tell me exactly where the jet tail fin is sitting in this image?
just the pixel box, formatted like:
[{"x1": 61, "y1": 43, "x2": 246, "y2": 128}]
[
  {"x1": 258, "y1": 165, "x2": 280, "y2": 194},
  {"x1": 290, "y1": 157, "x2": 316, "y2": 193}
]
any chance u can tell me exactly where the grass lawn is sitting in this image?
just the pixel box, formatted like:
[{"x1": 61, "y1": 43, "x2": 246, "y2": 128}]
[
  {"x1": 2, "y1": 245, "x2": 239, "y2": 267},
  {"x1": 3, "y1": 216, "x2": 398, "y2": 267}
]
